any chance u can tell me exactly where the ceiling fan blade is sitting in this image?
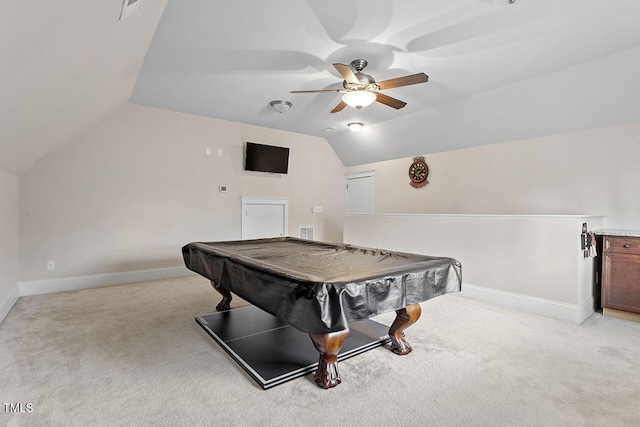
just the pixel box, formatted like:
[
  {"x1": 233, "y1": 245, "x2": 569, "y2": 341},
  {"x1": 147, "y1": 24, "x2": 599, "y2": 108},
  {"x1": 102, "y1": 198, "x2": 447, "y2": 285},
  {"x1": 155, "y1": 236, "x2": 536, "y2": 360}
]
[
  {"x1": 330, "y1": 101, "x2": 348, "y2": 113},
  {"x1": 376, "y1": 73, "x2": 429, "y2": 90},
  {"x1": 374, "y1": 92, "x2": 407, "y2": 109},
  {"x1": 333, "y1": 63, "x2": 359, "y2": 84},
  {"x1": 290, "y1": 89, "x2": 341, "y2": 94}
]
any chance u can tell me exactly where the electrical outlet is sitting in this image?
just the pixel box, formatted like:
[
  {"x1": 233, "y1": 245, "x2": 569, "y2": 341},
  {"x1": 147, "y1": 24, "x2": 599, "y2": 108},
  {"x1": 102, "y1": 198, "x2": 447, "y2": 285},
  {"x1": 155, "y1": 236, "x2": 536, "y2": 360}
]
[{"x1": 47, "y1": 260, "x2": 55, "y2": 270}]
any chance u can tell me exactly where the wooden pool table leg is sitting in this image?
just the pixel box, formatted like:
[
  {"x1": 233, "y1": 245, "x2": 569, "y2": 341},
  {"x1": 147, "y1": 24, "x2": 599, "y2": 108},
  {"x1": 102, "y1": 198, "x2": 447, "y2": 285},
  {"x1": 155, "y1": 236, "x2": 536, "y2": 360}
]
[
  {"x1": 389, "y1": 303, "x2": 422, "y2": 355},
  {"x1": 309, "y1": 328, "x2": 350, "y2": 389},
  {"x1": 210, "y1": 281, "x2": 232, "y2": 311}
]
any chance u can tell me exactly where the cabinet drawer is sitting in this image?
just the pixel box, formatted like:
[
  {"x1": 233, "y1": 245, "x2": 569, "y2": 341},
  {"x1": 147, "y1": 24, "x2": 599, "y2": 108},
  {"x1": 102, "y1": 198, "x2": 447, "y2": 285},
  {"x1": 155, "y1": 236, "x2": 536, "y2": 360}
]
[{"x1": 603, "y1": 236, "x2": 640, "y2": 255}]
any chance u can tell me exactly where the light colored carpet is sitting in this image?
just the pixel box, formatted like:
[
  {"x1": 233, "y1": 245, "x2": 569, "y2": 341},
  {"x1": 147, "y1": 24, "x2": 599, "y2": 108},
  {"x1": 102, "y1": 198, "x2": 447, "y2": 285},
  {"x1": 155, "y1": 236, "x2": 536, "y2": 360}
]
[{"x1": 1, "y1": 276, "x2": 639, "y2": 427}]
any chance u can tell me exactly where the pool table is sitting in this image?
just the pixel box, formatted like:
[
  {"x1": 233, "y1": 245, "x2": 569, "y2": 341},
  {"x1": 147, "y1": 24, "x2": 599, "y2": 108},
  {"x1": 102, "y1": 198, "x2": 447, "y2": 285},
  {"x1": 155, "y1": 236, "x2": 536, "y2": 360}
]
[{"x1": 182, "y1": 237, "x2": 461, "y2": 388}]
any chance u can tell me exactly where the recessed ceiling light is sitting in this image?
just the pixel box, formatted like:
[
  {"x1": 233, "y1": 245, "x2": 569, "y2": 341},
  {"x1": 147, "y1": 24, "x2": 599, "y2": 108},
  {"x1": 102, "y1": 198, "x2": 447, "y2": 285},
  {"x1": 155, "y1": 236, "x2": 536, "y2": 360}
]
[{"x1": 323, "y1": 126, "x2": 337, "y2": 132}]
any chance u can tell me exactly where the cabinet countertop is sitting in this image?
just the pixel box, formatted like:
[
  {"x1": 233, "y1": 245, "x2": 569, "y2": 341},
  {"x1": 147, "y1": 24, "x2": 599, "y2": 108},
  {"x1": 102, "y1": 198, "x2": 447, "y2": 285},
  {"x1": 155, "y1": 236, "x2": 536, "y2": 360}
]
[{"x1": 596, "y1": 229, "x2": 640, "y2": 238}]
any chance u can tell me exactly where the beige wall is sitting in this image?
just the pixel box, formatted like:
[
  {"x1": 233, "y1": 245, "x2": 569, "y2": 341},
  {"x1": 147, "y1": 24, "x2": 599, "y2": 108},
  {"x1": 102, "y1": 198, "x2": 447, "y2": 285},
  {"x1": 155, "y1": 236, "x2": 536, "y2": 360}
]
[
  {"x1": 344, "y1": 214, "x2": 604, "y2": 323},
  {"x1": 0, "y1": 168, "x2": 19, "y2": 305},
  {"x1": 19, "y1": 104, "x2": 345, "y2": 282},
  {"x1": 346, "y1": 122, "x2": 640, "y2": 229},
  {"x1": 16, "y1": 108, "x2": 640, "y2": 287}
]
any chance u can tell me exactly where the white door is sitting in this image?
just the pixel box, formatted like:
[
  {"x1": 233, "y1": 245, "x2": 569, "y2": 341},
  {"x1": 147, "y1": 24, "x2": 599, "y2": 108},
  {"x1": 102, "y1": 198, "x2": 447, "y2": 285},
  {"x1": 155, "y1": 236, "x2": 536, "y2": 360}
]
[
  {"x1": 346, "y1": 172, "x2": 375, "y2": 213},
  {"x1": 241, "y1": 197, "x2": 289, "y2": 239}
]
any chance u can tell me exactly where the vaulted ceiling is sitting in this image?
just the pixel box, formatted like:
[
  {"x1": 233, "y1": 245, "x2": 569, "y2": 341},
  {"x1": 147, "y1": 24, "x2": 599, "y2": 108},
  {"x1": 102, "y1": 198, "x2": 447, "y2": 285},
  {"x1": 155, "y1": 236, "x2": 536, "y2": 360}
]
[
  {"x1": 0, "y1": 0, "x2": 167, "y2": 174},
  {"x1": 3, "y1": 0, "x2": 640, "y2": 174}
]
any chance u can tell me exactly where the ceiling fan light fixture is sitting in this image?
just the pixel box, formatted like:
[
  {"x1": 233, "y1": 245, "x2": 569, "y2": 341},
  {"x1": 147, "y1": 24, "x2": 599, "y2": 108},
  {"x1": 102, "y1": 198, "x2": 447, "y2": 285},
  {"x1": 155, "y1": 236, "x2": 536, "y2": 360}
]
[
  {"x1": 269, "y1": 100, "x2": 292, "y2": 113},
  {"x1": 342, "y1": 91, "x2": 376, "y2": 110},
  {"x1": 348, "y1": 122, "x2": 364, "y2": 132}
]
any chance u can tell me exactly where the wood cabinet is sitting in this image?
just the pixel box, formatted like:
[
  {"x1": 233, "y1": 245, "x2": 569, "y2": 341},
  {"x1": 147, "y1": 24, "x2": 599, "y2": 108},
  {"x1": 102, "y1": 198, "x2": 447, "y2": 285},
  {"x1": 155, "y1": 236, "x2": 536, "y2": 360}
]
[{"x1": 602, "y1": 235, "x2": 640, "y2": 319}]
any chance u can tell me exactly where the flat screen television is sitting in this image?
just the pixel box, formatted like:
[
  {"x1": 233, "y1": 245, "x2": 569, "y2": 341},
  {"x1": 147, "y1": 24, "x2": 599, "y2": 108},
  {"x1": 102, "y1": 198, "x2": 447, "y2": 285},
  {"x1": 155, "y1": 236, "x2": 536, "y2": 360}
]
[{"x1": 244, "y1": 142, "x2": 289, "y2": 174}]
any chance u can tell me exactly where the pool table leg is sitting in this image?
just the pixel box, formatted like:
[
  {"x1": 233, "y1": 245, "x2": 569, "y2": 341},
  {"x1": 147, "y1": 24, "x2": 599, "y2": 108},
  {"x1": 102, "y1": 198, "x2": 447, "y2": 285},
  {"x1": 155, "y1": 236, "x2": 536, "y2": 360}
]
[
  {"x1": 210, "y1": 281, "x2": 232, "y2": 311},
  {"x1": 309, "y1": 328, "x2": 350, "y2": 389},
  {"x1": 389, "y1": 303, "x2": 422, "y2": 355}
]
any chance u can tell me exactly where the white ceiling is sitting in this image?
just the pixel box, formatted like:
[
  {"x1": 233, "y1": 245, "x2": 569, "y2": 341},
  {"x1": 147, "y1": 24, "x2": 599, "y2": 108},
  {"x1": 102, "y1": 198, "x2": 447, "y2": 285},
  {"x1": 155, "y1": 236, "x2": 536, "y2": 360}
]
[
  {"x1": 3, "y1": 0, "x2": 640, "y2": 174},
  {"x1": 0, "y1": 0, "x2": 167, "y2": 174}
]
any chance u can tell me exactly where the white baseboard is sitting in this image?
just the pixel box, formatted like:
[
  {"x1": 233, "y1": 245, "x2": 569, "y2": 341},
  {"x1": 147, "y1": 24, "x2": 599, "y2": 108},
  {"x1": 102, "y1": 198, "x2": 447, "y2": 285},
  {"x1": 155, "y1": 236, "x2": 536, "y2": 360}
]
[
  {"x1": 20, "y1": 266, "x2": 196, "y2": 297},
  {"x1": 0, "y1": 283, "x2": 20, "y2": 324},
  {"x1": 458, "y1": 283, "x2": 596, "y2": 324}
]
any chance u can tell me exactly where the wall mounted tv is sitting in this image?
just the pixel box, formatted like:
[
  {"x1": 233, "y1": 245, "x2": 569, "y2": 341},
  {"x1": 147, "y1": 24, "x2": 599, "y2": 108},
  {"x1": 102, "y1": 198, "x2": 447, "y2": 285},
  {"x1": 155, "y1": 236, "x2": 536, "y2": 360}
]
[{"x1": 244, "y1": 142, "x2": 290, "y2": 174}]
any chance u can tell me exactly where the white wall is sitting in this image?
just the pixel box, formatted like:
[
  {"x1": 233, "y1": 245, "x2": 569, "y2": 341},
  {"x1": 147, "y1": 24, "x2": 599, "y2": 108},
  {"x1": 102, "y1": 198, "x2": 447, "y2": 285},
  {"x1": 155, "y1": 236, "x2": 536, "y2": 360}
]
[
  {"x1": 0, "y1": 168, "x2": 19, "y2": 321},
  {"x1": 344, "y1": 214, "x2": 604, "y2": 323},
  {"x1": 19, "y1": 103, "x2": 345, "y2": 283},
  {"x1": 345, "y1": 122, "x2": 640, "y2": 229}
]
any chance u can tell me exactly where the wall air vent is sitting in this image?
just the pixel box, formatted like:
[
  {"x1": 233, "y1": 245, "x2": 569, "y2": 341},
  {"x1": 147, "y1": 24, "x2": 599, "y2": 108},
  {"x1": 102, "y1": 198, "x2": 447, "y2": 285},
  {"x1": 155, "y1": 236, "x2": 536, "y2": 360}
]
[
  {"x1": 119, "y1": 0, "x2": 140, "y2": 20},
  {"x1": 299, "y1": 226, "x2": 315, "y2": 241}
]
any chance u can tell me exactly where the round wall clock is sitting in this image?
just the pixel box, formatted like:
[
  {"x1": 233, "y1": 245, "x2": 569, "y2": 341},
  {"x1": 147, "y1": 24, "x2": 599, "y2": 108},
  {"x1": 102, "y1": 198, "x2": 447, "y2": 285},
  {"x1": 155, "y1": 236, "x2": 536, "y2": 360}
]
[{"x1": 409, "y1": 156, "x2": 429, "y2": 188}]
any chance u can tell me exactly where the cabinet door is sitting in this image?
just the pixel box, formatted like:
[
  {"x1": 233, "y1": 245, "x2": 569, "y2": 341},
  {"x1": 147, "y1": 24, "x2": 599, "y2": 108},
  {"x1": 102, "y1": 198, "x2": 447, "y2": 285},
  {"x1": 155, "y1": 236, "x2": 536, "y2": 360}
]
[
  {"x1": 242, "y1": 203, "x2": 285, "y2": 239},
  {"x1": 602, "y1": 252, "x2": 640, "y2": 313}
]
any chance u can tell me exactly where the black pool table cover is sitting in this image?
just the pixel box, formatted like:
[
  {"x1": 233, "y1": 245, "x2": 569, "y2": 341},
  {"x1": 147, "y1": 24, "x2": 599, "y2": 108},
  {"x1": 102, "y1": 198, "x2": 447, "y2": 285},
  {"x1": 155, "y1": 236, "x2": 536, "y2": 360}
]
[{"x1": 182, "y1": 237, "x2": 462, "y2": 334}]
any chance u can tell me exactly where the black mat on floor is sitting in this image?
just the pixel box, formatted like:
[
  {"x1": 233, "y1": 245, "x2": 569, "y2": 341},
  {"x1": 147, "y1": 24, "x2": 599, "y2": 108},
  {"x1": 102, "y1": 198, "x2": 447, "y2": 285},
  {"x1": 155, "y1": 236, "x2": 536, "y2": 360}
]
[{"x1": 196, "y1": 305, "x2": 391, "y2": 389}]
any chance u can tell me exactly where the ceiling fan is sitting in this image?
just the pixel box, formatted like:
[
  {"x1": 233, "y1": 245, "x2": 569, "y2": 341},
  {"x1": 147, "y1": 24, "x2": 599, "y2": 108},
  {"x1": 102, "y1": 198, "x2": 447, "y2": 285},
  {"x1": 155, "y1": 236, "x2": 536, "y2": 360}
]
[{"x1": 290, "y1": 59, "x2": 428, "y2": 113}]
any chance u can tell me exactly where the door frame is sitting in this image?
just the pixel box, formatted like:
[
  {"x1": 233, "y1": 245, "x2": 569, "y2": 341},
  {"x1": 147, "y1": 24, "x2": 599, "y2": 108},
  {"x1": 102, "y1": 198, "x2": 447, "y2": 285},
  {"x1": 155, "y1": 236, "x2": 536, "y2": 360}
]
[
  {"x1": 345, "y1": 171, "x2": 375, "y2": 213},
  {"x1": 241, "y1": 196, "x2": 289, "y2": 240}
]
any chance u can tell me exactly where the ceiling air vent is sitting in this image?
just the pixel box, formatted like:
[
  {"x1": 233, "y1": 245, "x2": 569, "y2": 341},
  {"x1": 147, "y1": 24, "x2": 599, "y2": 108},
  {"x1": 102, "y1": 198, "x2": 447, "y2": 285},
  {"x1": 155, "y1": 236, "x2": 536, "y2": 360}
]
[
  {"x1": 120, "y1": 0, "x2": 140, "y2": 20},
  {"x1": 299, "y1": 226, "x2": 315, "y2": 241}
]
